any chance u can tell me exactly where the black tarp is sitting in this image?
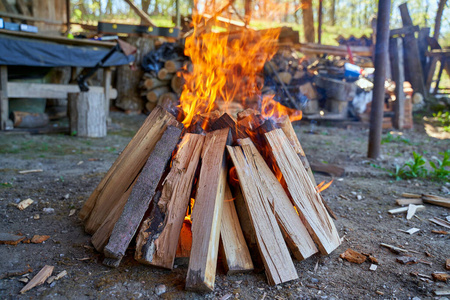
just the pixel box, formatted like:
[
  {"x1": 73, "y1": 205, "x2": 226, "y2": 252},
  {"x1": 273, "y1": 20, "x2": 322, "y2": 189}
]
[{"x1": 0, "y1": 34, "x2": 134, "y2": 67}]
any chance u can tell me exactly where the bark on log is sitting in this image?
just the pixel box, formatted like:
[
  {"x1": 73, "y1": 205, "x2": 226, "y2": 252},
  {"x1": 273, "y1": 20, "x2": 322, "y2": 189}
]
[
  {"x1": 164, "y1": 60, "x2": 184, "y2": 73},
  {"x1": 157, "y1": 68, "x2": 174, "y2": 80},
  {"x1": 103, "y1": 125, "x2": 182, "y2": 267},
  {"x1": 68, "y1": 91, "x2": 106, "y2": 138}
]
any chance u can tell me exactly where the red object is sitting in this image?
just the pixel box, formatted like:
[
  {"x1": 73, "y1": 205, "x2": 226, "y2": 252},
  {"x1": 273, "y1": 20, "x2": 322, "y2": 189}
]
[{"x1": 346, "y1": 44, "x2": 354, "y2": 64}]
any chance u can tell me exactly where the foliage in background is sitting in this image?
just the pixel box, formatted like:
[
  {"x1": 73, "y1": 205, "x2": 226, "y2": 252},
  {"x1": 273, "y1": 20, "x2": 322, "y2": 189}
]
[
  {"x1": 433, "y1": 111, "x2": 450, "y2": 132},
  {"x1": 381, "y1": 132, "x2": 412, "y2": 145}
]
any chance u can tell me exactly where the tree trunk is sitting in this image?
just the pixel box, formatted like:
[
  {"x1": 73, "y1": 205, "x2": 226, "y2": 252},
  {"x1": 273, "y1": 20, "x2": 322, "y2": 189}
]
[
  {"x1": 142, "y1": 0, "x2": 151, "y2": 13},
  {"x1": 330, "y1": 0, "x2": 336, "y2": 26},
  {"x1": 434, "y1": 0, "x2": 446, "y2": 40},
  {"x1": 301, "y1": 0, "x2": 315, "y2": 43}
]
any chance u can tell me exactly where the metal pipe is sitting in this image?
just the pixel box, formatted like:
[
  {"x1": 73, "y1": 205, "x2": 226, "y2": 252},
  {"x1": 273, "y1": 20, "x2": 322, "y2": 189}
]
[{"x1": 368, "y1": 0, "x2": 391, "y2": 159}]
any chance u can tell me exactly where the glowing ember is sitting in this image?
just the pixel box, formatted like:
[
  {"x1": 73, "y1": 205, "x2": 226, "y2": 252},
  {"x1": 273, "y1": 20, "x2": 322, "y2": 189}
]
[{"x1": 316, "y1": 180, "x2": 333, "y2": 193}]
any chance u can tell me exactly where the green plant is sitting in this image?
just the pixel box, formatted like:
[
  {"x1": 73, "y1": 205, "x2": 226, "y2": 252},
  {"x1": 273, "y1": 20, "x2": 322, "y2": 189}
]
[
  {"x1": 402, "y1": 152, "x2": 428, "y2": 178},
  {"x1": 1, "y1": 182, "x2": 13, "y2": 188},
  {"x1": 429, "y1": 150, "x2": 450, "y2": 180},
  {"x1": 433, "y1": 111, "x2": 450, "y2": 132},
  {"x1": 381, "y1": 132, "x2": 411, "y2": 145}
]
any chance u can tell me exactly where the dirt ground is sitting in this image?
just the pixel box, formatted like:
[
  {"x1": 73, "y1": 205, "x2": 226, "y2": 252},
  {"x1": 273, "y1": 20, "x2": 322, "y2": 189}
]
[{"x1": 0, "y1": 111, "x2": 449, "y2": 299}]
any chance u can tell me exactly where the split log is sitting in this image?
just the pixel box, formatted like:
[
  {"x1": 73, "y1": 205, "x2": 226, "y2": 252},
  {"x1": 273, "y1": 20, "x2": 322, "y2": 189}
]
[
  {"x1": 219, "y1": 183, "x2": 254, "y2": 275},
  {"x1": 91, "y1": 177, "x2": 137, "y2": 253},
  {"x1": 210, "y1": 112, "x2": 241, "y2": 143},
  {"x1": 144, "y1": 86, "x2": 170, "y2": 103},
  {"x1": 265, "y1": 129, "x2": 341, "y2": 255},
  {"x1": 12, "y1": 111, "x2": 49, "y2": 128},
  {"x1": 396, "y1": 198, "x2": 423, "y2": 206},
  {"x1": 145, "y1": 102, "x2": 157, "y2": 112},
  {"x1": 158, "y1": 92, "x2": 178, "y2": 106},
  {"x1": 238, "y1": 138, "x2": 318, "y2": 261},
  {"x1": 140, "y1": 77, "x2": 169, "y2": 90},
  {"x1": 185, "y1": 128, "x2": 230, "y2": 292},
  {"x1": 171, "y1": 73, "x2": 185, "y2": 94},
  {"x1": 20, "y1": 265, "x2": 53, "y2": 294},
  {"x1": 165, "y1": 60, "x2": 184, "y2": 73},
  {"x1": 80, "y1": 106, "x2": 179, "y2": 234},
  {"x1": 422, "y1": 194, "x2": 450, "y2": 208},
  {"x1": 134, "y1": 133, "x2": 204, "y2": 269},
  {"x1": 227, "y1": 143, "x2": 298, "y2": 286},
  {"x1": 176, "y1": 220, "x2": 192, "y2": 257},
  {"x1": 157, "y1": 68, "x2": 174, "y2": 80},
  {"x1": 103, "y1": 125, "x2": 182, "y2": 267}
]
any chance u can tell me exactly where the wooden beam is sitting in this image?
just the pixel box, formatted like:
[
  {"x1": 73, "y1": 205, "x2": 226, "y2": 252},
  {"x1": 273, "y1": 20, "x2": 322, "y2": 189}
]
[
  {"x1": 389, "y1": 37, "x2": 405, "y2": 129},
  {"x1": 123, "y1": 0, "x2": 156, "y2": 26},
  {"x1": 265, "y1": 129, "x2": 341, "y2": 255},
  {"x1": 389, "y1": 25, "x2": 419, "y2": 36},
  {"x1": 103, "y1": 67, "x2": 112, "y2": 119},
  {"x1": 0, "y1": 66, "x2": 8, "y2": 130},
  {"x1": 134, "y1": 133, "x2": 204, "y2": 269},
  {"x1": 80, "y1": 106, "x2": 179, "y2": 233},
  {"x1": 103, "y1": 125, "x2": 182, "y2": 267},
  {"x1": 7, "y1": 82, "x2": 117, "y2": 99},
  {"x1": 219, "y1": 183, "x2": 254, "y2": 275},
  {"x1": 227, "y1": 143, "x2": 298, "y2": 286},
  {"x1": 185, "y1": 128, "x2": 230, "y2": 292}
]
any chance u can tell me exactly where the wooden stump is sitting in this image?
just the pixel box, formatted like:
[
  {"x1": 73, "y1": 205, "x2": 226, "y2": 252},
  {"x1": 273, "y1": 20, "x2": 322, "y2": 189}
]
[{"x1": 68, "y1": 91, "x2": 106, "y2": 138}]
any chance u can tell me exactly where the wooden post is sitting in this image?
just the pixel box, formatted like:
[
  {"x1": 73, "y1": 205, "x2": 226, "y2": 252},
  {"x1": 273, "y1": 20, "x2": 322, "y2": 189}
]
[
  {"x1": 318, "y1": 0, "x2": 323, "y2": 44},
  {"x1": 0, "y1": 65, "x2": 8, "y2": 130},
  {"x1": 418, "y1": 27, "x2": 430, "y2": 79},
  {"x1": 103, "y1": 126, "x2": 182, "y2": 267},
  {"x1": 434, "y1": 59, "x2": 445, "y2": 94},
  {"x1": 185, "y1": 128, "x2": 230, "y2": 292},
  {"x1": 389, "y1": 37, "x2": 405, "y2": 129},
  {"x1": 368, "y1": 0, "x2": 390, "y2": 159},
  {"x1": 68, "y1": 91, "x2": 107, "y2": 138},
  {"x1": 103, "y1": 67, "x2": 112, "y2": 121},
  {"x1": 399, "y1": 3, "x2": 426, "y2": 97}
]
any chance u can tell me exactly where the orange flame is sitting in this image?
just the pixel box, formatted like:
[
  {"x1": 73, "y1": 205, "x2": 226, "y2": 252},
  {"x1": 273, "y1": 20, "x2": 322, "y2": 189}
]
[
  {"x1": 179, "y1": 2, "x2": 281, "y2": 128},
  {"x1": 261, "y1": 94, "x2": 302, "y2": 122},
  {"x1": 316, "y1": 180, "x2": 333, "y2": 193}
]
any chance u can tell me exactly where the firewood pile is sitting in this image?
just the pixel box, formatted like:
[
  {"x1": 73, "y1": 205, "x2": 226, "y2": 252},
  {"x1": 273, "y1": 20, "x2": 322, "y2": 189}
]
[{"x1": 79, "y1": 105, "x2": 341, "y2": 292}]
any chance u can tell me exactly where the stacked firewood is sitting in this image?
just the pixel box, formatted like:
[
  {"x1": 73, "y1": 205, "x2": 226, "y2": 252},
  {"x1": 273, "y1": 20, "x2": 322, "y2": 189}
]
[
  {"x1": 79, "y1": 105, "x2": 340, "y2": 291},
  {"x1": 140, "y1": 59, "x2": 190, "y2": 113}
]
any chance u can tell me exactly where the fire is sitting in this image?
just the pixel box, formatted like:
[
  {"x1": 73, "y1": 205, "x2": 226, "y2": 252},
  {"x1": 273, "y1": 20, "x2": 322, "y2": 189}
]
[
  {"x1": 261, "y1": 94, "x2": 302, "y2": 122},
  {"x1": 179, "y1": 2, "x2": 281, "y2": 128},
  {"x1": 316, "y1": 180, "x2": 333, "y2": 193}
]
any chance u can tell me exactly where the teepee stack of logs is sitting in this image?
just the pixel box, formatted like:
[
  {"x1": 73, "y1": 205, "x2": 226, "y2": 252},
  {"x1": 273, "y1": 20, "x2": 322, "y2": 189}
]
[{"x1": 79, "y1": 105, "x2": 340, "y2": 292}]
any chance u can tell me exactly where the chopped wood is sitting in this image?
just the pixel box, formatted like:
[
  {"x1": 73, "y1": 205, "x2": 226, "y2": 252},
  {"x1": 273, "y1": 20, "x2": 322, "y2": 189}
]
[
  {"x1": 388, "y1": 205, "x2": 425, "y2": 215},
  {"x1": 309, "y1": 162, "x2": 345, "y2": 177},
  {"x1": 157, "y1": 68, "x2": 174, "y2": 80},
  {"x1": 264, "y1": 129, "x2": 341, "y2": 255},
  {"x1": 429, "y1": 218, "x2": 450, "y2": 229},
  {"x1": 145, "y1": 102, "x2": 157, "y2": 112},
  {"x1": 380, "y1": 243, "x2": 408, "y2": 253},
  {"x1": 237, "y1": 108, "x2": 260, "y2": 120},
  {"x1": 219, "y1": 183, "x2": 254, "y2": 275},
  {"x1": 140, "y1": 77, "x2": 169, "y2": 90},
  {"x1": 103, "y1": 126, "x2": 182, "y2": 267},
  {"x1": 186, "y1": 128, "x2": 230, "y2": 292},
  {"x1": 422, "y1": 194, "x2": 450, "y2": 208},
  {"x1": 144, "y1": 86, "x2": 170, "y2": 103},
  {"x1": 170, "y1": 73, "x2": 185, "y2": 94},
  {"x1": 210, "y1": 112, "x2": 240, "y2": 143},
  {"x1": 80, "y1": 106, "x2": 179, "y2": 235},
  {"x1": 164, "y1": 60, "x2": 184, "y2": 73},
  {"x1": 18, "y1": 169, "x2": 43, "y2": 174},
  {"x1": 157, "y1": 92, "x2": 177, "y2": 107},
  {"x1": 20, "y1": 265, "x2": 53, "y2": 294},
  {"x1": 432, "y1": 272, "x2": 449, "y2": 282},
  {"x1": 446, "y1": 258, "x2": 450, "y2": 270},
  {"x1": 176, "y1": 220, "x2": 192, "y2": 258},
  {"x1": 431, "y1": 230, "x2": 448, "y2": 234},
  {"x1": 30, "y1": 235, "x2": 50, "y2": 244},
  {"x1": 401, "y1": 192, "x2": 421, "y2": 198},
  {"x1": 396, "y1": 256, "x2": 418, "y2": 265},
  {"x1": 398, "y1": 228, "x2": 420, "y2": 235},
  {"x1": 135, "y1": 133, "x2": 204, "y2": 269},
  {"x1": 17, "y1": 198, "x2": 33, "y2": 210},
  {"x1": 406, "y1": 204, "x2": 419, "y2": 220},
  {"x1": 340, "y1": 248, "x2": 367, "y2": 264},
  {"x1": 396, "y1": 198, "x2": 423, "y2": 206},
  {"x1": 54, "y1": 270, "x2": 67, "y2": 281},
  {"x1": 227, "y1": 144, "x2": 298, "y2": 286},
  {"x1": 0, "y1": 233, "x2": 25, "y2": 245},
  {"x1": 91, "y1": 178, "x2": 137, "y2": 253},
  {"x1": 238, "y1": 138, "x2": 318, "y2": 261}
]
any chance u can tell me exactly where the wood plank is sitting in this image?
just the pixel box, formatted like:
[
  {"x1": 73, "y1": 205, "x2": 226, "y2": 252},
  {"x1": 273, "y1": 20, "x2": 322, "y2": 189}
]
[
  {"x1": 80, "y1": 106, "x2": 179, "y2": 234},
  {"x1": 91, "y1": 177, "x2": 137, "y2": 253},
  {"x1": 134, "y1": 133, "x2": 204, "y2": 269},
  {"x1": 185, "y1": 128, "x2": 230, "y2": 292},
  {"x1": 7, "y1": 82, "x2": 117, "y2": 99},
  {"x1": 103, "y1": 125, "x2": 182, "y2": 267},
  {"x1": 388, "y1": 205, "x2": 425, "y2": 214},
  {"x1": 103, "y1": 126, "x2": 181, "y2": 267},
  {"x1": 20, "y1": 265, "x2": 53, "y2": 294},
  {"x1": 219, "y1": 183, "x2": 254, "y2": 275},
  {"x1": 227, "y1": 144, "x2": 298, "y2": 286},
  {"x1": 396, "y1": 198, "x2": 423, "y2": 206},
  {"x1": 0, "y1": 65, "x2": 8, "y2": 130},
  {"x1": 422, "y1": 195, "x2": 450, "y2": 208},
  {"x1": 123, "y1": 0, "x2": 156, "y2": 26},
  {"x1": 239, "y1": 138, "x2": 318, "y2": 260},
  {"x1": 265, "y1": 129, "x2": 341, "y2": 255}
]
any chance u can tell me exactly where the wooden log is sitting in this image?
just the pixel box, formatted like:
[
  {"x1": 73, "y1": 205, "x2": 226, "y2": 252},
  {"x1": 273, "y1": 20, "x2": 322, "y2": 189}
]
[
  {"x1": 165, "y1": 60, "x2": 184, "y2": 73},
  {"x1": 422, "y1": 195, "x2": 450, "y2": 208},
  {"x1": 185, "y1": 128, "x2": 230, "y2": 292},
  {"x1": 157, "y1": 68, "x2": 174, "y2": 80},
  {"x1": 91, "y1": 177, "x2": 137, "y2": 253},
  {"x1": 238, "y1": 138, "x2": 318, "y2": 260},
  {"x1": 219, "y1": 183, "x2": 254, "y2": 275},
  {"x1": 227, "y1": 144, "x2": 298, "y2": 286},
  {"x1": 171, "y1": 73, "x2": 185, "y2": 94},
  {"x1": 389, "y1": 37, "x2": 405, "y2": 129},
  {"x1": 237, "y1": 108, "x2": 260, "y2": 120},
  {"x1": 80, "y1": 106, "x2": 178, "y2": 234},
  {"x1": 134, "y1": 133, "x2": 204, "y2": 269},
  {"x1": 145, "y1": 101, "x2": 157, "y2": 112},
  {"x1": 141, "y1": 77, "x2": 169, "y2": 90},
  {"x1": 396, "y1": 198, "x2": 423, "y2": 206},
  {"x1": 210, "y1": 112, "x2": 240, "y2": 143},
  {"x1": 103, "y1": 125, "x2": 182, "y2": 267},
  {"x1": 158, "y1": 92, "x2": 177, "y2": 106},
  {"x1": 68, "y1": 91, "x2": 106, "y2": 138},
  {"x1": 12, "y1": 111, "x2": 49, "y2": 128},
  {"x1": 144, "y1": 86, "x2": 170, "y2": 103},
  {"x1": 20, "y1": 265, "x2": 53, "y2": 294},
  {"x1": 265, "y1": 129, "x2": 341, "y2": 255}
]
